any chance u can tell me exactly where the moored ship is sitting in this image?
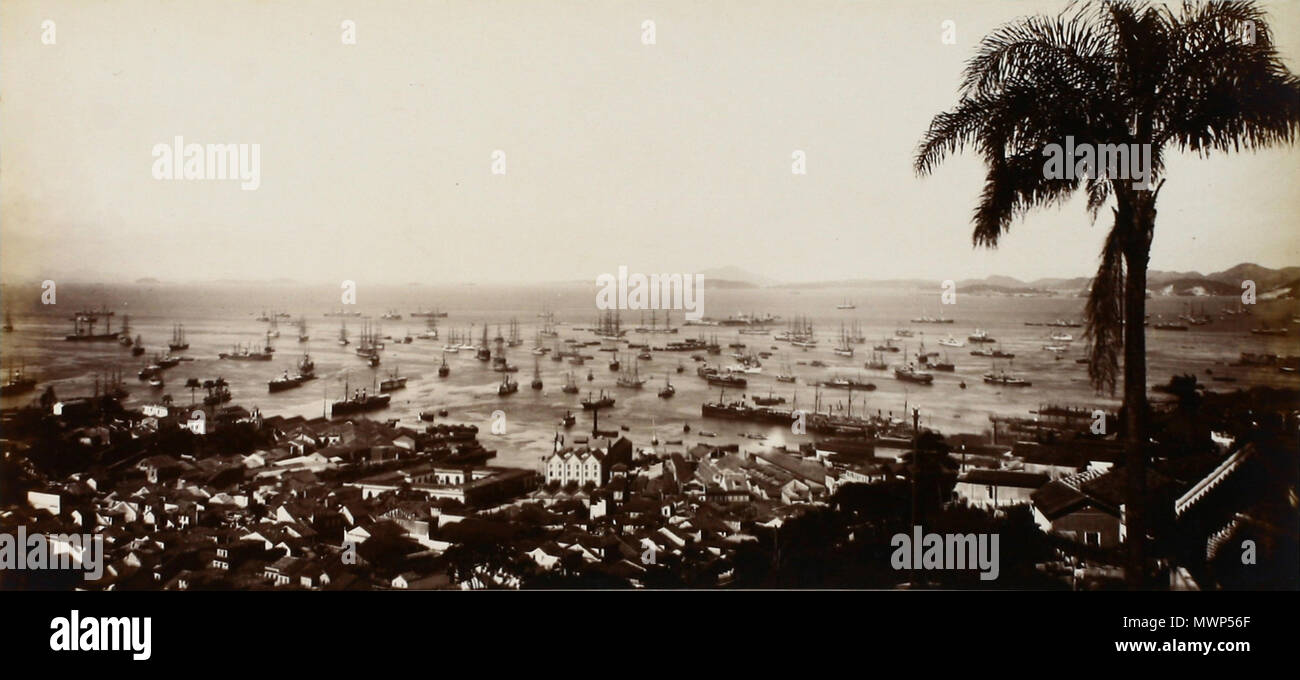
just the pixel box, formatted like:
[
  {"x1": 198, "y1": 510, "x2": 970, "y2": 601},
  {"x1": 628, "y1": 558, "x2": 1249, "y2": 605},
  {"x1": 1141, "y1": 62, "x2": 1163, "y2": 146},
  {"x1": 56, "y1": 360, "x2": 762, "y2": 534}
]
[
  {"x1": 219, "y1": 343, "x2": 273, "y2": 361},
  {"x1": 580, "y1": 390, "x2": 615, "y2": 410},
  {"x1": 169, "y1": 324, "x2": 189, "y2": 351},
  {"x1": 1, "y1": 363, "x2": 36, "y2": 396},
  {"x1": 893, "y1": 363, "x2": 935, "y2": 384},
  {"x1": 65, "y1": 311, "x2": 120, "y2": 342},
  {"x1": 821, "y1": 375, "x2": 876, "y2": 391},
  {"x1": 698, "y1": 365, "x2": 747, "y2": 388},
  {"x1": 983, "y1": 370, "x2": 1032, "y2": 387},
  {"x1": 268, "y1": 358, "x2": 317, "y2": 392},
  {"x1": 379, "y1": 365, "x2": 408, "y2": 392},
  {"x1": 330, "y1": 378, "x2": 391, "y2": 416},
  {"x1": 498, "y1": 373, "x2": 519, "y2": 396}
]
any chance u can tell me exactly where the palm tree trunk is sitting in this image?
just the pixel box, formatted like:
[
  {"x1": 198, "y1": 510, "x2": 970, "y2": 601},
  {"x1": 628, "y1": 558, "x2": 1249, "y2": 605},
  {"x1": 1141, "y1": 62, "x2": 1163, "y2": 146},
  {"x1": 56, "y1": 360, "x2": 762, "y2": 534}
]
[{"x1": 1121, "y1": 191, "x2": 1154, "y2": 589}]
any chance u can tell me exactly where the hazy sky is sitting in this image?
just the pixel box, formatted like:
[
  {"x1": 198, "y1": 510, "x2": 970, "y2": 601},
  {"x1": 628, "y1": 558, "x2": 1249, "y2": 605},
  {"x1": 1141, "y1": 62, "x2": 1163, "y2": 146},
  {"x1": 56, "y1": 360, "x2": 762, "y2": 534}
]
[{"x1": 3, "y1": 0, "x2": 1299, "y2": 285}]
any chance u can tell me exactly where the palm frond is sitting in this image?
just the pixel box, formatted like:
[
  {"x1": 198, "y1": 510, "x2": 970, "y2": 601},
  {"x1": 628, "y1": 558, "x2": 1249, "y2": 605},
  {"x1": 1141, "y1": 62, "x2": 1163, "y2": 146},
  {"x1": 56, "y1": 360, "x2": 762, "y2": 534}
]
[
  {"x1": 1085, "y1": 214, "x2": 1126, "y2": 394},
  {"x1": 959, "y1": 11, "x2": 1113, "y2": 99},
  {"x1": 1159, "y1": 1, "x2": 1300, "y2": 153}
]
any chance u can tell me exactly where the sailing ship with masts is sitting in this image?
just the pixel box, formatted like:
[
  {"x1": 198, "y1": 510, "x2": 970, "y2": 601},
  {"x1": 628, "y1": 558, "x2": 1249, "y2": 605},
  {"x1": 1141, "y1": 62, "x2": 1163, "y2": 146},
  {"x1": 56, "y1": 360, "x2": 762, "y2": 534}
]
[
  {"x1": 65, "y1": 307, "x2": 120, "y2": 342},
  {"x1": 297, "y1": 317, "x2": 310, "y2": 342},
  {"x1": 616, "y1": 358, "x2": 646, "y2": 388},
  {"x1": 775, "y1": 316, "x2": 814, "y2": 344},
  {"x1": 833, "y1": 324, "x2": 855, "y2": 357},
  {"x1": 775, "y1": 355, "x2": 796, "y2": 383},
  {"x1": 119, "y1": 315, "x2": 134, "y2": 346},
  {"x1": 848, "y1": 320, "x2": 866, "y2": 344},
  {"x1": 492, "y1": 332, "x2": 518, "y2": 372},
  {"x1": 593, "y1": 310, "x2": 625, "y2": 340},
  {"x1": 539, "y1": 312, "x2": 559, "y2": 338},
  {"x1": 169, "y1": 324, "x2": 189, "y2": 351},
  {"x1": 355, "y1": 320, "x2": 382, "y2": 359},
  {"x1": 94, "y1": 365, "x2": 129, "y2": 399},
  {"x1": 507, "y1": 318, "x2": 523, "y2": 347},
  {"x1": 475, "y1": 325, "x2": 492, "y2": 361},
  {"x1": 219, "y1": 342, "x2": 273, "y2": 361}
]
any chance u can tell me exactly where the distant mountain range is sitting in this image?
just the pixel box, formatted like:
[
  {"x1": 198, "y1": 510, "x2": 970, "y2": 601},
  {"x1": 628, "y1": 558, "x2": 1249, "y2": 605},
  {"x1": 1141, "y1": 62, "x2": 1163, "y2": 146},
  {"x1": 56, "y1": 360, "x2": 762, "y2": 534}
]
[
  {"x1": 698, "y1": 266, "x2": 780, "y2": 288},
  {"x1": 703, "y1": 263, "x2": 1300, "y2": 298}
]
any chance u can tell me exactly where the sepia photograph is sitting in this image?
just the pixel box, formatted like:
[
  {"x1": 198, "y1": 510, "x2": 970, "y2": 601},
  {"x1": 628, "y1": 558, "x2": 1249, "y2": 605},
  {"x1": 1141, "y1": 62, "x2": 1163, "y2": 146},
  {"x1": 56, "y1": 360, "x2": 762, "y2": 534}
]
[{"x1": 2, "y1": 0, "x2": 1298, "y2": 661}]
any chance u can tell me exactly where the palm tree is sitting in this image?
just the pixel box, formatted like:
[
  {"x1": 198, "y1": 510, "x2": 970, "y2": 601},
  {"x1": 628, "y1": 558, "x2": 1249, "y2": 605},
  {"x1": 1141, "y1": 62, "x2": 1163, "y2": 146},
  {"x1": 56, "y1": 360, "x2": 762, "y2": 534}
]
[{"x1": 915, "y1": 0, "x2": 1300, "y2": 587}]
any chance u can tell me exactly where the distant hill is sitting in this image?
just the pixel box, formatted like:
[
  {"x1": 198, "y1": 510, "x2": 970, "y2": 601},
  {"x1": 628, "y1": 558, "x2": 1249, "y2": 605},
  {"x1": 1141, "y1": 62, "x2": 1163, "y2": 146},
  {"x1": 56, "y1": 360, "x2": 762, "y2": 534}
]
[
  {"x1": 1261, "y1": 277, "x2": 1300, "y2": 301},
  {"x1": 699, "y1": 266, "x2": 778, "y2": 287},
  {"x1": 781, "y1": 262, "x2": 1299, "y2": 298},
  {"x1": 978, "y1": 275, "x2": 1028, "y2": 288},
  {"x1": 1206, "y1": 263, "x2": 1300, "y2": 291},
  {"x1": 1152, "y1": 278, "x2": 1238, "y2": 296},
  {"x1": 701, "y1": 279, "x2": 759, "y2": 290},
  {"x1": 1009, "y1": 263, "x2": 1298, "y2": 297},
  {"x1": 962, "y1": 283, "x2": 1055, "y2": 296},
  {"x1": 1026, "y1": 276, "x2": 1093, "y2": 291},
  {"x1": 776, "y1": 278, "x2": 940, "y2": 290},
  {"x1": 1146, "y1": 270, "x2": 1206, "y2": 286}
]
